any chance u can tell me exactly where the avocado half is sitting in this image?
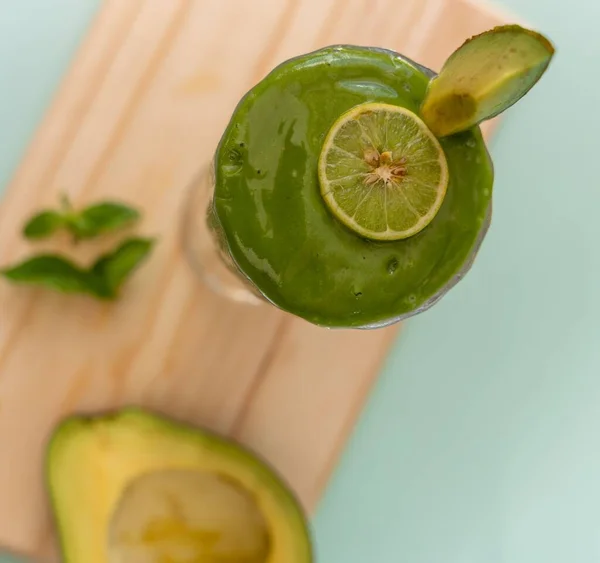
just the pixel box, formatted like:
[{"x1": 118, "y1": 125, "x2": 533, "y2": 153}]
[{"x1": 46, "y1": 408, "x2": 313, "y2": 563}]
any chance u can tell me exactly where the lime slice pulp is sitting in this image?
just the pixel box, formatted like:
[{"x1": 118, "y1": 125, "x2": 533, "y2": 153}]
[{"x1": 318, "y1": 102, "x2": 449, "y2": 241}]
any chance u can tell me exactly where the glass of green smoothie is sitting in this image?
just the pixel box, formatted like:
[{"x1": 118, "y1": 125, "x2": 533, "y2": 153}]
[{"x1": 183, "y1": 26, "x2": 553, "y2": 329}]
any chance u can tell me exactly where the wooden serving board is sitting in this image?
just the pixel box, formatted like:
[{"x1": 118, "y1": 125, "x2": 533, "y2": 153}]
[{"x1": 0, "y1": 0, "x2": 507, "y2": 558}]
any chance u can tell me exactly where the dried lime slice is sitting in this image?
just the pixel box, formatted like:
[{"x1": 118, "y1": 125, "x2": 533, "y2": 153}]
[
  {"x1": 421, "y1": 24, "x2": 555, "y2": 137},
  {"x1": 318, "y1": 102, "x2": 449, "y2": 241}
]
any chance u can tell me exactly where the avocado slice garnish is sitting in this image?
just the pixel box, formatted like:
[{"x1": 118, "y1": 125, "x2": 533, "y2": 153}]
[{"x1": 421, "y1": 25, "x2": 555, "y2": 137}]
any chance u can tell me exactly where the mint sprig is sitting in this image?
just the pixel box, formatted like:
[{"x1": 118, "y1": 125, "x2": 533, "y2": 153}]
[
  {"x1": 1, "y1": 237, "x2": 155, "y2": 299},
  {"x1": 23, "y1": 195, "x2": 140, "y2": 241}
]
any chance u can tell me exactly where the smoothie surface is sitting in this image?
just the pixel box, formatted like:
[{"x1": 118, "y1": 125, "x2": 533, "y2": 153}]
[{"x1": 213, "y1": 46, "x2": 493, "y2": 327}]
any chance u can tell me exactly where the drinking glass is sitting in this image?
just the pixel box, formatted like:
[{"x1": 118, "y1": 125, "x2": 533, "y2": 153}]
[{"x1": 181, "y1": 51, "x2": 492, "y2": 329}]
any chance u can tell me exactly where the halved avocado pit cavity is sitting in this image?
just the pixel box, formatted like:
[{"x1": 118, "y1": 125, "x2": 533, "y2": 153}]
[{"x1": 109, "y1": 469, "x2": 271, "y2": 563}]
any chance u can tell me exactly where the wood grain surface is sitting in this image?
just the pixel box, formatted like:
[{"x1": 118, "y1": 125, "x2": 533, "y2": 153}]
[{"x1": 0, "y1": 0, "x2": 507, "y2": 558}]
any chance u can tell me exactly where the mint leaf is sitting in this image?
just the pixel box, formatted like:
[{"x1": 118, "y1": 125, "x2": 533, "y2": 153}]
[
  {"x1": 23, "y1": 210, "x2": 66, "y2": 240},
  {"x1": 1, "y1": 256, "x2": 109, "y2": 298},
  {"x1": 2, "y1": 235, "x2": 155, "y2": 300},
  {"x1": 92, "y1": 237, "x2": 155, "y2": 295},
  {"x1": 20, "y1": 196, "x2": 142, "y2": 242},
  {"x1": 69, "y1": 202, "x2": 141, "y2": 240}
]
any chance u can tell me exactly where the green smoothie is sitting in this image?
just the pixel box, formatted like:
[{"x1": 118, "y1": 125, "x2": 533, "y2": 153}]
[{"x1": 212, "y1": 46, "x2": 493, "y2": 328}]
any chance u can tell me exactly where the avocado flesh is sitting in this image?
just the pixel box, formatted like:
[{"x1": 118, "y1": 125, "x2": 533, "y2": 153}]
[
  {"x1": 109, "y1": 470, "x2": 271, "y2": 563},
  {"x1": 47, "y1": 408, "x2": 312, "y2": 563},
  {"x1": 421, "y1": 25, "x2": 554, "y2": 137}
]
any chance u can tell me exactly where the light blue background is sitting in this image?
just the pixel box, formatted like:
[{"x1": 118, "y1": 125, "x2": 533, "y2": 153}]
[{"x1": 1, "y1": 1, "x2": 599, "y2": 562}]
